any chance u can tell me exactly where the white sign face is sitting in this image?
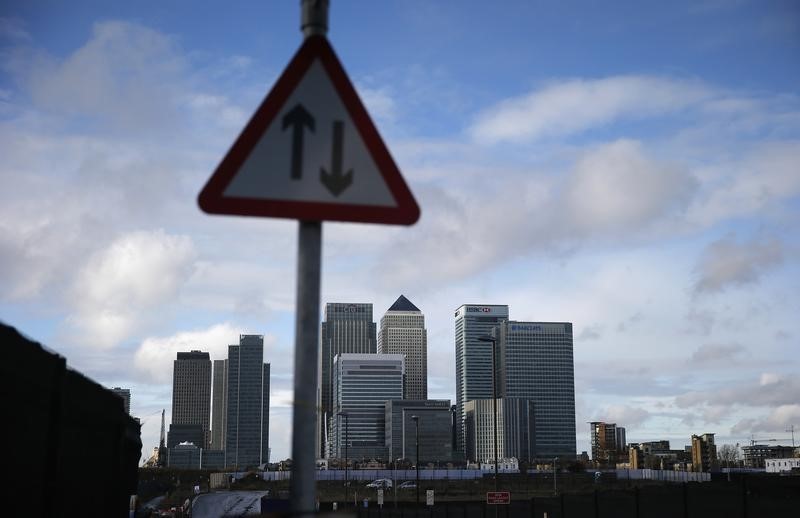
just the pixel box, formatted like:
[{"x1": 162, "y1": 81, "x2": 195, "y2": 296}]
[
  {"x1": 377, "y1": 489, "x2": 384, "y2": 506},
  {"x1": 224, "y1": 60, "x2": 396, "y2": 207},
  {"x1": 426, "y1": 489, "x2": 434, "y2": 506},
  {"x1": 198, "y1": 35, "x2": 420, "y2": 225}
]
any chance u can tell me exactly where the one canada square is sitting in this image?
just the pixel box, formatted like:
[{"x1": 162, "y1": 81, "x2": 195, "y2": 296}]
[{"x1": 378, "y1": 295, "x2": 427, "y2": 400}]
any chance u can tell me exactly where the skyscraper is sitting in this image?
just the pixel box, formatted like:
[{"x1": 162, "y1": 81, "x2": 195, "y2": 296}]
[
  {"x1": 464, "y1": 398, "x2": 535, "y2": 463},
  {"x1": 454, "y1": 304, "x2": 509, "y2": 457},
  {"x1": 225, "y1": 335, "x2": 270, "y2": 469},
  {"x1": 496, "y1": 321, "x2": 576, "y2": 459},
  {"x1": 211, "y1": 359, "x2": 228, "y2": 451},
  {"x1": 319, "y1": 303, "x2": 376, "y2": 457},
  {"x1": 378, "y1": 295, "x2": 427, "y2": 400},
  {"x1": 171, "y1": 350, "x2": 211, "y2": 447},
  {"x1": 330, "y1": 353, "x2": 403, "y2": 461}
]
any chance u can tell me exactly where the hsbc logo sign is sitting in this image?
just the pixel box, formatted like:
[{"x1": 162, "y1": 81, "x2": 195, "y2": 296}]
[{"x1": 466, "y1": 307, "x2": 492, "y2": 313}]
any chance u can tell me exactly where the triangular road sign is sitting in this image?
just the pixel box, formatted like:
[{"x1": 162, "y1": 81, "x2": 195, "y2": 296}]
[{"x1": 198, "y1": 35, "x2": 420, "y2": 225}]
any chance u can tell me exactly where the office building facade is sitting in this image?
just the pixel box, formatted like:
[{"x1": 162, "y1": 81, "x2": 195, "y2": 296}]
[
  {"x1": 211, "y1": 359, "x2": 228, "y2": 450},
  {"x1": 319, "y1": 303, "x2": 377, "y2": 457},
  {"x1": 464, "y1": 398, "x2": 535, "y2": 464},
  {"x1": 330, "y1": 353, "x2": 403, "y2": 461},
  {"x1": 385, "y1": 399, "x2": 452, "y2": 463},
  {"x1": 691, "y1": 433, "x2": 717, "y2": 472},
  {"x1": 378, "y1": 295, "x2": 427, "y2": 400},
  {"x1": 226, "y1": 335, "x2": 270, "y2": 469},
  {"x1": 172, "y1": 350, "x2": 212, "y2": 447},
  {"x1": 497, "y1": 321, "x2": 576, "y2": 459},
  {"x1": 590, "y1": 422, "x2": 619, "y2": 467},
  {"x1": 454, "y1": 304, "x2": 509, "y2": 457}
]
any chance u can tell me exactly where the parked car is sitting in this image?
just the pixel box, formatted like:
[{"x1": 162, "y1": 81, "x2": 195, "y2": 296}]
[
  {"x1": 366, "y1": 478, "x2": 393, "y2": 489},
  {"x1": 398, "y1": 481, "x2": 416, "y2": 489}
]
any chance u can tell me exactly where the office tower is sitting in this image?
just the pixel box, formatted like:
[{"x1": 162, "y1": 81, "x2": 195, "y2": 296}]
[
  {"x1": 330, "y1": 353, "x2": 403, "y2": 461},
  {"x1": 226, "y1": 335, "x2": 271, "y2": 469},
  {"x1": 590, "y1": 421, "x2": 618, "y2": 467},
  {"x1": 463, "y1": 398, "x2": 535, "y2": 464},
  {"x1": 171, "y1": 350, "x2": 212, "y2": 447},
  {"x1": 385, "y1": 399, "x2": 452, "y2": 463},
  {"x1": 319, "y1": 303, "x2": 377, "y2": 457},
  {"x1": 496, "y1": 321, "x2": 576, "y2": 459},
  {"x1": 691, "y1": 433, "x2": 717, "y2": 472},
  {"x1": 378, "y1": 295, "x2": 427, "y2": 400},
  {"x1": 615, "y1": 427, "x2": 627, "y2": 452},
  {"x1": 211, "y1": 359, "x2": 228, "y2": 450},
  {"x1": 454, "y1": 304, "x2": 509, "y2": 456},
  {"x1": 167, "y1": 424, "x2": 204, "y2": 448},
  {"x1": 110, "y1": 387, "x2": 131, "y2": 415}
]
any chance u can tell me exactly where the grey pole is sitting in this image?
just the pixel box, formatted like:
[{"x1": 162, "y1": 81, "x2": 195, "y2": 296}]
[
  {"x1": 302, "y1": 0, "x2": 329, "y2": 38},
  {"x1": 491, "y1": 338, "x2": 498, "y2": 493},
  {"x1": 290, "y1": 4, "x2": 328, "y2": 516},
  {"x1": 412, "y1": 415, "x2": 420, "y2": 506},
  {"x1": 290, "y1": 219, "x2": 322, "y2": 516}
]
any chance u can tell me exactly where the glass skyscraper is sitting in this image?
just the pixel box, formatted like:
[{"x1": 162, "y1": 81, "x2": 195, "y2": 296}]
[
  {"x1": 497, "y1": 321, "x2": 576, "y2": 459},
  {"x1": 171, "y1": 350, "x2": 211, "y2": 447},
  {"x1": 319, "y1": 303, "x2": 376, "y2": 457},
  {"x1": 225, "y1": 335, "x2": 270, "y2": 469},
  {"x1": 454, "y1": 304, "x2": 509, "y2": 456},
  {"x1": 330, "y1": 353, "x2": 403, "y2": 461}
]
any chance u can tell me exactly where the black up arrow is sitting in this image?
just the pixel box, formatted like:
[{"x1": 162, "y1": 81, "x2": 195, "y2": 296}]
[
  {"x1": 282, "y1": 103, "x2": 315, "y2": 180},
  {"x1": 320, "y1": 120, "x2": 353, "y2": 197}
]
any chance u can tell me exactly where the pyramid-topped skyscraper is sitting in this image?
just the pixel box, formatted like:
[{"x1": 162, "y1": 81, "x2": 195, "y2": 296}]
[{"x1": 378, "y1": 295, "x2": 427, "y2": 400}]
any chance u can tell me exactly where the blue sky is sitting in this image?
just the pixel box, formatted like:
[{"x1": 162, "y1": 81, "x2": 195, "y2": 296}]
[{"x1": 2, "y1": 1, "x2": 799, "y2": 462}]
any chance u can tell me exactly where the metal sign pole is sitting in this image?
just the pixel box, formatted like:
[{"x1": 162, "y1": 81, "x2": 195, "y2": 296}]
[
  {"x1": 290, "y1": 219, "x2": 322, "y2": 515},
  {"x1": 290, "y1": 5, "x2": 329, "y2": 516}
]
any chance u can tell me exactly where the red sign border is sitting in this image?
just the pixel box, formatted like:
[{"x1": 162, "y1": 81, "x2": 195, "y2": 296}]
[
  {"x1": 198, "y1": 35, "x2": 420, "y2": 225},
  {"x1": 486, "y1": 491, "x2": 511, "y2": 505}
]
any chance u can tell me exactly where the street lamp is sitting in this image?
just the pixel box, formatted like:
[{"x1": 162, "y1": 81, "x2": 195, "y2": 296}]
[
  {"x1": 412, "y1": 415, "x2": 420, "y2": 506},
  {"x1": 553, "y1": 457, "x2": 559, "y2": 495},
  {"x1": 394, "y1": 457, "x2": 402, "y2": 508},
  {"x1": 478, "y1": 334, "x2": 499, "y2": 493},
  {"x1": 340, "y1": 412, "x2": 349, "y2": 506}
]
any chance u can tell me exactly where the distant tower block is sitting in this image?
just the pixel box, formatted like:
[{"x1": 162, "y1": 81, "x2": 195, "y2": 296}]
[{"x1": 378, "y1": 295, "x2": 428, "y2": 400}]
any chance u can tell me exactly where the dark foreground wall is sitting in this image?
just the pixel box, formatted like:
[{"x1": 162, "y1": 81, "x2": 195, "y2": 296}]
[{"x1": 1, "y1": 322, "x2": 141, "y2": 517}]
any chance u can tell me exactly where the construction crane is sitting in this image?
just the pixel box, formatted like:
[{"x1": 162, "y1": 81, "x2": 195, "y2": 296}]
[{"x1": 749, "y1": 435, "x2": 794, "y2": 446}]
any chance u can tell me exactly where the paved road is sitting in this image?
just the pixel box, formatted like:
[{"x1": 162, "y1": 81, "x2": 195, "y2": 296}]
[{"x1": 191, "y1": 491, "x2": 268, "y2": 517}]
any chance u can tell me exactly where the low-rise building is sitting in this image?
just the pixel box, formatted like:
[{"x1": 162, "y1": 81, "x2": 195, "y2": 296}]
[
  {"x1": 743, "y1": 445, "x2": 797, "y2": 468},
  {"x1": 765, "y1": 458, "x2": 800, "y2": 473}
]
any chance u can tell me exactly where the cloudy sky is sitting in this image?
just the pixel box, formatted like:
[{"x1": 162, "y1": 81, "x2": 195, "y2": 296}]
[{"x1": 2, "y1": 1, "x2": 799, "y2": 462}]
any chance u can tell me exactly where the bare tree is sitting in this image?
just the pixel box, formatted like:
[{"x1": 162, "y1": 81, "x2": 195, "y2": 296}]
[{"x1": 718, "y1": 444, "x2": 739, "y2": 465}]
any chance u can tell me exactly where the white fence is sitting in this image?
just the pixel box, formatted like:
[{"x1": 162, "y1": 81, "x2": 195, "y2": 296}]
[{"x1": 616, "y1": 469, "x2": 711, "y2": 482}]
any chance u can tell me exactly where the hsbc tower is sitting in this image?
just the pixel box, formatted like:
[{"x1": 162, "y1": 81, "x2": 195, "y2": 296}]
[{"x1": 453, "y1": 304, "x2": 509, "y2": 458}]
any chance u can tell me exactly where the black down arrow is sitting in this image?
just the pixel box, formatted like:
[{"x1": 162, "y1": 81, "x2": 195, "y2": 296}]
[{"x1": 320, "y1": 120, "x2": 353, "y2": 197}]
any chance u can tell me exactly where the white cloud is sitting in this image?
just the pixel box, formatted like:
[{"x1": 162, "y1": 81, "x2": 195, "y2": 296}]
[
  {"x1": 593, "y1": 404, "x2": 651, "y2": 427},
  {"x1": 133, "y1": 323, "x2": 276, "y2": 384},
  {"x1": 470, "y1": 75, "x2": 712, "y2": 143},
  {"x1": 689, "y1": 343, "x2": 745, "y2": 365},
  {"x1": 564, "y1": 140, "x2": 698, "y2": 235},
  {"x1": 693, "y1": 234, "x2": 784, "y2": 293},
  {"x1": 731, "y1": 404, "x2": 800, "y2": 435},
  {"x1": 67, "y1": 229, "x2": 197, "y2": 348},
  {"x1": 675, "y1": 373, "x2": 800, "y2": 408},
  {"x1": 8, "y1": 21, "x2": 185, "y2": 132},
  {"x1": 687, "y1": 141, "x2": 800, "y2": 227}
]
